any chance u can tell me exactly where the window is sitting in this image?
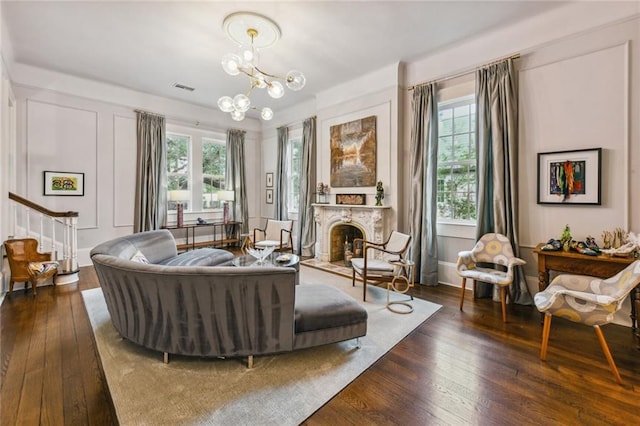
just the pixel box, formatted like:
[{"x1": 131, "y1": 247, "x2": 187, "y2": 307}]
[
  {"x1": 166, "y1": 130, "x2": 226, "y2": 212},
  {"x1": 167, "y1": 133, "x2": 190, "y2": 211},
  {"x1": 286, "y1": 135, "x2": 302, "y2": 213},
  {"x1": 437, "y1": 94, "x2": 477, "y2": 222},
  {"x1": 202, "y1": 138, "x2": 226, "y2": 209}
]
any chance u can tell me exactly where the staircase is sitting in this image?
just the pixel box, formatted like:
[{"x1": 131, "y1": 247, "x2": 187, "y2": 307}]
[{"x1": 5, "y1": 192, "x2": 80, "y2": 286}]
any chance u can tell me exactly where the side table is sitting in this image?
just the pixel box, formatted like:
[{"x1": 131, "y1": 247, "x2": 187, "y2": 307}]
[{"x1": 386, "y1": 260, "x2": 415, "y2": 314}]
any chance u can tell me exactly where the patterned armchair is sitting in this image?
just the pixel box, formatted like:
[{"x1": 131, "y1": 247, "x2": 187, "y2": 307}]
[
  {"x1": 534, "y1": 260, "x2": 640, "y2": 384},
  {"x1": 456, "y1": 233, "x2": 526, "y2": 322}
]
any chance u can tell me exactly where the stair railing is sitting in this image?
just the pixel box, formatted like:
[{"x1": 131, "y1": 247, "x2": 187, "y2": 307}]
[{"x1": 7, "y1": 192, "x2": 79, "y2": 277}]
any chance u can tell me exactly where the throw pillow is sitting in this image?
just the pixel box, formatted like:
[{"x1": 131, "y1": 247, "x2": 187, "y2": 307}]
[{"x1": 130, "y1": 250, "x2": 150, "y2": 264}]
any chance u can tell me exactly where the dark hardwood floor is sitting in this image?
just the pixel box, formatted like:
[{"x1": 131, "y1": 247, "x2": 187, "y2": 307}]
[{"x1": 2, "y1": 264, "x2": 639, "y2": 425}]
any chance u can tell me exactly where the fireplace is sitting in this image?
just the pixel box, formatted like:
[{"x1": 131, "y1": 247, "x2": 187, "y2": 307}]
[
  {"x1": 313, "y1": 204, "x2": 391, "y2": 263},
  {"x1": 330, "y1": 224, "x2": 364, "y2": 263}
]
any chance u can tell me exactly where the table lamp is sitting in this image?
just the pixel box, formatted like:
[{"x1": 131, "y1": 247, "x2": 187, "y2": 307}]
[
  {"x1": 218, "y1": 190, "x2": 235, "y2": 223},
  {"x1": 169, "y1": 190, "x2": 190, "y2": 227}
]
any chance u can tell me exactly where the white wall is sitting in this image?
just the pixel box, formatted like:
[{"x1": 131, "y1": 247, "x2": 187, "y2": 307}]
[{"x1": 10, "y1": 69, "x2": 261, "y2": 267}]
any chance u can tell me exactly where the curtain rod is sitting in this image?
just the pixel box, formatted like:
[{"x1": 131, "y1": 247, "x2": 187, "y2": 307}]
[
  {"x1": 134, "y1": 109, "x2": 165, "y2": 117},
  {"x1": 407, "y1": 53, "x2": 521, "y2": 91}
]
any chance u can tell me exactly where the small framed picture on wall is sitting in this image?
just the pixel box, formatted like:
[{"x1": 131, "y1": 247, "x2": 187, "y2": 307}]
[
  {"x1": 266, "y1": 189, "x2": 273, "y2": 204},
  {"x1": 266, "y1": 172, "x2": 274, "y2": 188}
]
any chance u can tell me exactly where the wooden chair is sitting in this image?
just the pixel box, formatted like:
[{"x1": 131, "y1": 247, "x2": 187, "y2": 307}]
[
  {"x1": 4, "y1": 238, "x2": 58, "y2": 296},
  {"x1": 534, "y1": 260, "x2": 640, "y2": 384},
  {"x1": 456, "y1": 233, "x2": 526, "y2": 322},
  {"x1": 351, "y1": 231, "x2": 411, "y2": 301},
  {"x1": 253, "y1": 219, "x2": 294, "y2": 253}
]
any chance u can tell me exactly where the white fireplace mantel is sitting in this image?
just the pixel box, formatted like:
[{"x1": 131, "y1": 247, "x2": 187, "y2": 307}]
[{"x1": 312, "y1": 204, "x2": 392, "y2": 262}]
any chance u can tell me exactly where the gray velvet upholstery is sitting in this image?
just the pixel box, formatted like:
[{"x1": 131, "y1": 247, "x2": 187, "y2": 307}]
[{"x1": 90, "y1": 230, "x2": 367, "y2": 361}]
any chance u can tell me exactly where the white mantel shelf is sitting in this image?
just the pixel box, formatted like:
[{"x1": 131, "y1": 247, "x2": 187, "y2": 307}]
[{"x1": 312, "y1": 203, "x2": 392, "y2": 262}]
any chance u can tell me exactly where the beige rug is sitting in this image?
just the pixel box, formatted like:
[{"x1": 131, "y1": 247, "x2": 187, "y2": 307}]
[{"x1": 82, "y1": 265, "x2": 441, "y2": 425}]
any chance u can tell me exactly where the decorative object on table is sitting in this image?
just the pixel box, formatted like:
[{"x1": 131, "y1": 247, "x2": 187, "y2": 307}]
[
  {"x1": 266, "y1": 172, "x2": 273, "y2": 188},
  {"x1": 315, "y1": 182, "x2": 330, "y2": 203},
  {"x1": 570, "y1": 240, "x2": 597, "y2": 256},
  {"x1": 540, "y1": 239, "x2": 561, "y2": 251},
  {"x1": 196, "y1": 217, "x2": 208, "y2": 225},
  {"x1": 585, "y1": 235, "x2": 600, "y2": 253},
  {"x1": 43, "y1": 171, "x2": 85, "y2": 196},
  {"x1": 375, "y1": 181, "x2": 384, "y2": 206},
  {"x1": 246, "y1": 246, "x2": 275, "y2": 264},
  {"x1": 169, "y1": 190, "x2": 190, "y2": 228},
  {"x1": 330, "y1": 115, "x2": 377, "y2": 187},
  {"x1": 218, "y1": 190, "x2": 235, "y2": 223},
  {"x1": 336, "y1": 194, "x2": 366, "y2": 205},
  {"x1": 560, "y1": 224, "x2": 572, "y2": 252},
  {"x1": 216, "y1": 12, "x2": 306, "y2": 122},
  {"x1": 536, "y1": 148, "x2": 601, "y2": 205}
]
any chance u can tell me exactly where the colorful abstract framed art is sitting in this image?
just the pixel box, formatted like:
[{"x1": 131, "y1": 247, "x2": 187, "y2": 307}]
[
  {"x1": 43, "y1": 171, "x2": 85, "y2": 196},
  {"x1": 536, "y1": 148, "x2": 601, "y2": 205}
]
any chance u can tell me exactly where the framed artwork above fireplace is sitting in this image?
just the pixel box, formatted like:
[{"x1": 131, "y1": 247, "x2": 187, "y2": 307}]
[{"x1": 330, "y1": 115, "x2": 377, "y2": 187}]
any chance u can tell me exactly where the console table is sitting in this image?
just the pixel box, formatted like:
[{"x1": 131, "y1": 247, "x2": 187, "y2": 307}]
[
  {"x1": 164, "y1": 221, "x2": 241, "y2": 251},
  {"x1": 533, "y1": 243, "x2": 640, "y2": 348}
]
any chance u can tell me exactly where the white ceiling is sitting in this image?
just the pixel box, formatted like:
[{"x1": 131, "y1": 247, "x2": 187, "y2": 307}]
[{"x1": 2, "y1": 1, "x2": 568, "y2": 117}]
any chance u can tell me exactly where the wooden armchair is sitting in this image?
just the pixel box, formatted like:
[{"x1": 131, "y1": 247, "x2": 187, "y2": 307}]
[
  {"x1": 253, "y1": 219, "x2": 294, "y2": 253},
  {"x1": 4, "y1": 238, "x2": 58, "y2": 296},
  {"x1": 351, "y1": 231, "x2": 412, "y2": 301}
]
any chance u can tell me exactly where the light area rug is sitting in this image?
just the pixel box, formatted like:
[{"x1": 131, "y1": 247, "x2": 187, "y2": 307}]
[{"x1": 82, "y1": 265, "x2": 441, "y2": 425}]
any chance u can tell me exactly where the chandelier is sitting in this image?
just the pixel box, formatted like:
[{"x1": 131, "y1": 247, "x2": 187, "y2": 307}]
[{"x1": 217, "y1": 12, "x2": 306, "y2": 121}]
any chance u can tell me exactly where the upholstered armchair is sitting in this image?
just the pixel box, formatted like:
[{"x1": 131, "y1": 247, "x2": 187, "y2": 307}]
[
  {"x1": 4, "y1": 238, "x2": 59, "y2": 296},
  {"x1": 456, "y1": 233, "x2": 526, "y2": 322},
  {"x1": 253, "y1": 219, "x2": 294, "y2": 253},
  {"x1": 534, "y1": 260, "x2": 640, "y2": 384},
  {"x1": 351, "y1": 231, "x2": 411, "y2": 301}
]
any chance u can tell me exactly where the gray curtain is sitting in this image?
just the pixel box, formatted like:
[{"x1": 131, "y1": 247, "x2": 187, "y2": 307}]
[
  {"x1": 225, "y1": 129, "x2": 248, "y2": 233},
  {"x1": 475, "y1": 58, "x2": 532, "y2": 305},
  {"x1": 134, "y1": 111, "x2": 167, "y2": 233},
  {"x1": 274, "y1": 126, "x2": 288, "y2": 220},
  {"x1": 409, "y1": 84, "x2": 439, "y2": 286},
  {"x1": 296, "y1": 117, "x2": 317, "y2": 256}
]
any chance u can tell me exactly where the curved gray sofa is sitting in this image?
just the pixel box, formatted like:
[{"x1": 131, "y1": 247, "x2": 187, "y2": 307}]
[{"x1": 90, "y1": 230, "x2": 367, "y2": 366}]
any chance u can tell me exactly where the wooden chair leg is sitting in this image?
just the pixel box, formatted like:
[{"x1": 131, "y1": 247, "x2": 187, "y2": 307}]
[
  {"x1": 352, "y1": 268, "x2": 356, "y2": 287},
  {"x1": 29, "y1": 278, "x2": 37, "y2": 296},
  {"x1": 363, "y1": 273, "x2": 367, "y2": 302},
  {"x1": 500, "y1": 287, "x2": 507, "y2": 322},
  {"x1": 540, "y1": 314, "x2": 552, "y2": 360},
  {"x1": 459, "y1": 278, "x2": 467, "y2": 311},
  {"x1": 9, "y1": 280, "x2": 15, "y2": 295},
  {"x1": 594, "y1": 325, "x2": 622, "y2": 384}
]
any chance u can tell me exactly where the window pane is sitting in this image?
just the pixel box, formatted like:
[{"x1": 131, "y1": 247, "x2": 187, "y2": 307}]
[
  {"x1": 167, "y1": 135, "x2": 189, "y2": 176},
  {"x1": 436, "y1": 94, "x2": 477, "y2": 222},
  {"x1": 438, "y1": 136, "x2": 453, "y2": 162}
]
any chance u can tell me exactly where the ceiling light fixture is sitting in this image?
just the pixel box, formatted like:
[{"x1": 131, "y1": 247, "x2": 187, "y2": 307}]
[{"x1": 217, "y1": 12, "x2": 306, "y2": 122}]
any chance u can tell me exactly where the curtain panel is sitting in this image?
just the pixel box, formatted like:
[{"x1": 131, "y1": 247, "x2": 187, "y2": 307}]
[
  {"x1": 475, "y1": 58, "x2": 532, "y2": 305},
  {"x1": 134, "y1": 111, "x2": 167, "y2": 233},
  {"x1": 409, "y1": 84, "x2": 439, "y2": 286},
  {"x1": 296, "y1": 117, "x2": 317, "y2": 256},
  {"x1": 225, "y1": 129, "x2": 249, "y2": 233},
  {"x1": 274, "y1": 126, "x2": 289, "y2": 220}
]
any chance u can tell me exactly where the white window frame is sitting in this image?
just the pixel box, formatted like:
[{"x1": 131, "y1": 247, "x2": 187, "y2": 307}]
[
  {"x1": 287, "y1": 129, "x2": 303, "y2": 216},
  {"x1": 166, "y1": 126, "x2": 227, "y2": 218},
  {"x1": 436, "y1": 77, "x2": 477, "y2": 239}
]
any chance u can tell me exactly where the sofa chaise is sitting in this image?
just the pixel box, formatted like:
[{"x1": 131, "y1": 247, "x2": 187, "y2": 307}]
[{"x1": 90, "y1": 230, "x2": 367, "y2": 367}]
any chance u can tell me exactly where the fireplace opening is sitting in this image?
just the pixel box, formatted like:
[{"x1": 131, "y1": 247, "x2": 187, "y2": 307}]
[{"x1": 330, "y1": 224, "x2": 364, "y2": 265}]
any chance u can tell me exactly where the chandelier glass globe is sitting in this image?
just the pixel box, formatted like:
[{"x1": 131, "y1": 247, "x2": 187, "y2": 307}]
[
  {"x1": 221, "y1": 53, "x2": 241, "y2": 76},
  {"x1": 217, "y1": 96, "x2": 234, "y2": 113},
  {"x1": 233, "y1": 94, "x2": 251, "y2": 112},
  {"x1": 261, "y1": 107, "x2": 274, "y2": 120},
  {"x1": 285, "y1": 70, "x2": 306, "y2": 91},
  {"x1": 230, "y1": 110, "x2": 245, "y2": 121},
  {"x1": 267, "y1": 81, "x2": 284, "y2": 99}
]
